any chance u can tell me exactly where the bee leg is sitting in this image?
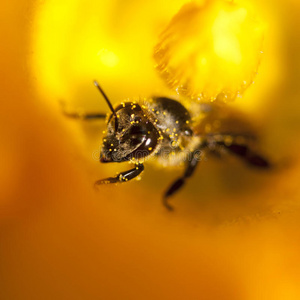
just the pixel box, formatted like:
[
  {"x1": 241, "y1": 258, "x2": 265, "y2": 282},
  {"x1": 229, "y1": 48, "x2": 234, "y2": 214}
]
[
  {"x1": 63, "y1": 111, "x2": 107, "y2": 120},
  {"x1": 218, "y1": 142, "x2": 271, "y2": 168},
  {"x1": 60, "y1": 101, "x2": 107, "y2": 120},
  {"x1": 94, "y1": 163, "x2": 144, "y2": 185},
  {"x1": 163, "y1": 149, "x2": 203, "y2": 211}
]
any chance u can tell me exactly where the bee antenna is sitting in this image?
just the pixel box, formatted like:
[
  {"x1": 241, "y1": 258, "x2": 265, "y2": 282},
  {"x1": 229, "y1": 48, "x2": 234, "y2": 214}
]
[{"x1": 93, "y1": 80, "x2": 118, "y2": 130}]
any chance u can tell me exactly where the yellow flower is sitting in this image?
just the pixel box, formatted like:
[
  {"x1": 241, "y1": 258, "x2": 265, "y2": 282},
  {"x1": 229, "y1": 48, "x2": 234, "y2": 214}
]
[{"x1": 1, "y1": 0, "x2": 300, "y2": 299}]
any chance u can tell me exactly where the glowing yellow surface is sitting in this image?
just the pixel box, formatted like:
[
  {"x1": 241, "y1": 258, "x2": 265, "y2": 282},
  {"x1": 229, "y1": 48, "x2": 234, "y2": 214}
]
[
  {"x1": 154, "y1": 0, "x2": 265, "y2": 103},
  {"x1": 212, "y1": 7, "x2": 248, "y2": 64},
  {"x1": 32, "y1": 0, "x2": 188, "y2": 109},
  {"x1": 97, "y1": 49, "x2": 120, "y2": 68}
]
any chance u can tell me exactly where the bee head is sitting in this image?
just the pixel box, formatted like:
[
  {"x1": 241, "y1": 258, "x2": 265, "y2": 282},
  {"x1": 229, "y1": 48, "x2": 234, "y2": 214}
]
[{"x1": 100, "y1": 102, "x2": 160, "y2": 163}]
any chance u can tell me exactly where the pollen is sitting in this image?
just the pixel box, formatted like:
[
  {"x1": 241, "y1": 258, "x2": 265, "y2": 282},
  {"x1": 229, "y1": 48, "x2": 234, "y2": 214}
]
[
  {"x1": 148, "y1": 147, "x2": 152, "y2": 151},
  {"x1": 176, "y1": 120, "x2": 179, "y2": 124},
  {"x1": 154, "y1": 0, "x2": 265, "y2": 103},
  {"x1": 224, "y1": 135, "x2": 233, "y2": 146}
]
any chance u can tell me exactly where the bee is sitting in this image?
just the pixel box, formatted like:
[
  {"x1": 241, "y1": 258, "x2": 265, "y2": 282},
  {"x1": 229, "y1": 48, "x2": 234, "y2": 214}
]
[{"x1": 65, "y1": 81, "x2": 270, "y2": 210}]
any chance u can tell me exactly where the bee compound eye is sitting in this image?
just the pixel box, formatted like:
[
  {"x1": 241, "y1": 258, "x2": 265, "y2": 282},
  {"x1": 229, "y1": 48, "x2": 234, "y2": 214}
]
[
  {"x1": 128, "y1": 124, "x2": 147, "y2": 136},
  {"x1": 130, "y1": 135, "x2": 147, "y2": 148}
]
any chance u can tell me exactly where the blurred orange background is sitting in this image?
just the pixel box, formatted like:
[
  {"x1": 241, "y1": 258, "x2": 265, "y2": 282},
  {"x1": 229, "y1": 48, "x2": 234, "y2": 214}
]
[{"x1": 1, "y1": 0, "x2": 300, "y2": 299}]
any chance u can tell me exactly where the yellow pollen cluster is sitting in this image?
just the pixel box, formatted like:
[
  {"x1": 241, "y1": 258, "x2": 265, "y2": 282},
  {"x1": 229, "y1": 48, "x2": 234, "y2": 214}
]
[{"x1": 154, "y1": 0, "x2": 265, "y2": 103}]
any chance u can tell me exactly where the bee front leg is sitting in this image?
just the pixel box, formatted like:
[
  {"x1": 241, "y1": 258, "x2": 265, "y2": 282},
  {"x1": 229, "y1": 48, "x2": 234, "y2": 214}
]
[
  {"x1": 163, "y1": 148, "x2": 204, "y2": 211},
  {"x1": 63, "y1": 110, "x2": 107, "y2": 120},
  {"x1": 94, "y1": 163, "x2": 144, "y2": 185},
  {"x1": 61, "y1": 101, "x2": 107, "y2": 120}
]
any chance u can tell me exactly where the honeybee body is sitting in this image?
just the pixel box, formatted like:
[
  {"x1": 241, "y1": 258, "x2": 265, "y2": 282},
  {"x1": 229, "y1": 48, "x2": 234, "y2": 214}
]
[{"x1": 65, "y1": 82, "x2": 270, "y2": 210}]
